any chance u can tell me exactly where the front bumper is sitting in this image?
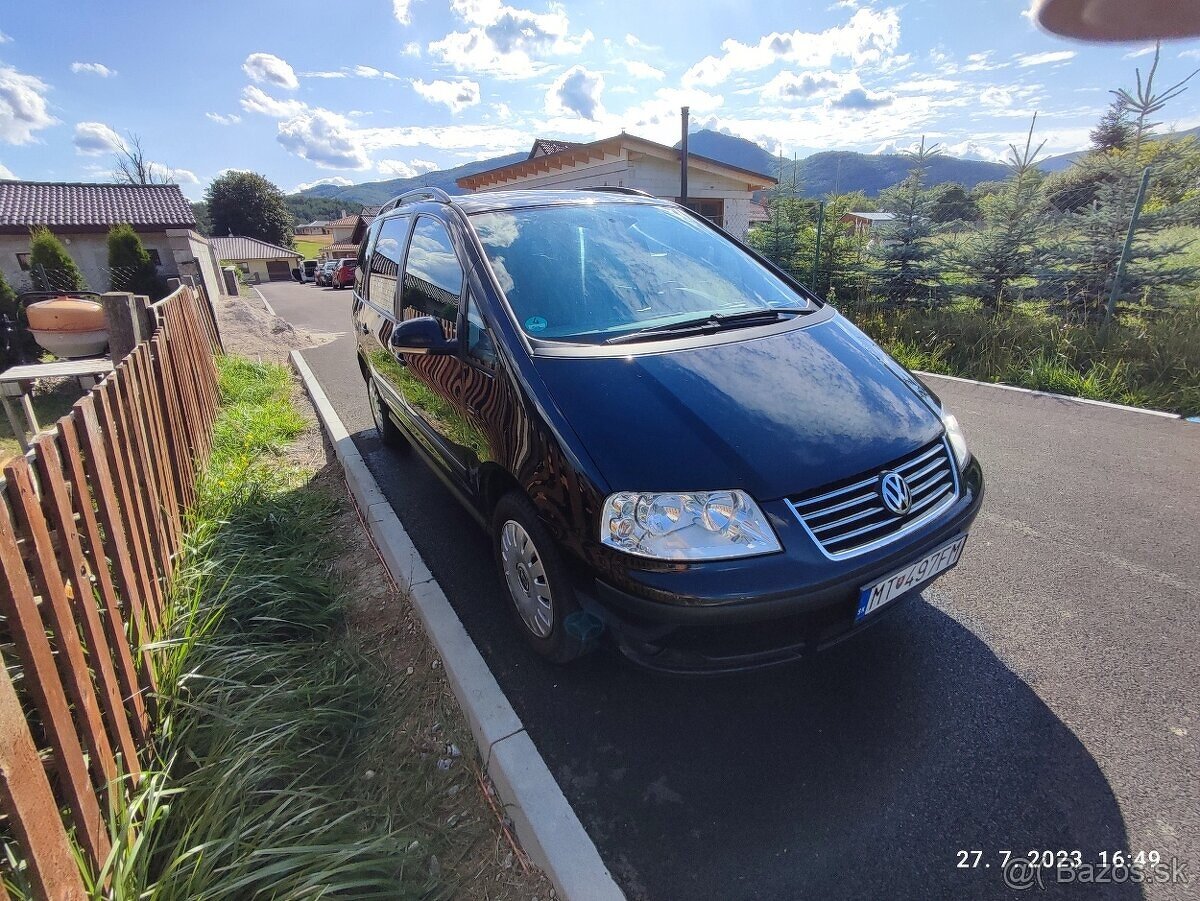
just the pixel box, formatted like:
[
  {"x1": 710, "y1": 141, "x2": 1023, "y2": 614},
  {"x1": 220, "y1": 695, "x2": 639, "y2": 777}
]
[{"x1": 576, "y1": 458, "x2": 984, "y2": 673}]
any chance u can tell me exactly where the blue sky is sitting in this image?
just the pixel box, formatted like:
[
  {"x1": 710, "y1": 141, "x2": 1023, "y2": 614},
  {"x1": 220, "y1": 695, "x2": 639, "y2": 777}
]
[{"x1": 2, "y1": 0, "x2": 1200, "y2": 199}]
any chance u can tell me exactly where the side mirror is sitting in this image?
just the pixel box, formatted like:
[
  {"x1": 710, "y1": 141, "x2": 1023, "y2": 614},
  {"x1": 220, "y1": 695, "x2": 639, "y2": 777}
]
[{"x1": 390, "y1": 316, "x2": 455, "y2": 355}]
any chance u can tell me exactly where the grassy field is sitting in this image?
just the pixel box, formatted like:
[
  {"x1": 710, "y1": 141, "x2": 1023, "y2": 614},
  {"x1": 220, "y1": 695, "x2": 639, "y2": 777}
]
[
  {"x1": 0, "y1": 378, "x2": 89, "y2": 465},
  {"x1": 294, "y1": 237, "x2": 330, "y2": 260}
]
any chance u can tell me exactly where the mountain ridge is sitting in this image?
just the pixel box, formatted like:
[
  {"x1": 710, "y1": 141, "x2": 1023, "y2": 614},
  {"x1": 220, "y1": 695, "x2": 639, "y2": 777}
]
[{"x1": 290, "y1": 128, "x2": 1103, "y2": 207}]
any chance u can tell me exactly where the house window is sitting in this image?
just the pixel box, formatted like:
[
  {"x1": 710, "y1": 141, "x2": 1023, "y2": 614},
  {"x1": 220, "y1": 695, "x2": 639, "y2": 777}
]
[
  {"x1": 146, "y1": 249, "x2": 162, "y2": 267},
  {"x1": 15, "y1": 252, "x2": 30, "y2": 271},
  {"x1": 678, "y1": 198, "x2": 725, "y2": 228}
]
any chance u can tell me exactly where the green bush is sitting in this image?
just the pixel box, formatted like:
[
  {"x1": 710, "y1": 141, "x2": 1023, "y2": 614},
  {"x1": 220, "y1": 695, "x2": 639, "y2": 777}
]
[
  {"x1": 106, "y1": 223, "x2": 167, "y2": 300},
  {"x1": 29, "y1": 226, "x2": 86, "y2": 291}
]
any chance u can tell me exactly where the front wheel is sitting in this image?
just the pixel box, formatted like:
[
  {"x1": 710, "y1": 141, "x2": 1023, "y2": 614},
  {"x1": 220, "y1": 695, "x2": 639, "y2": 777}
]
[
  {"x1": 492, "y1": 492, "x2": 600, "y2": 664},
  {"x1": 367, "y1": 374, "x2": 406, "y2": 449}
]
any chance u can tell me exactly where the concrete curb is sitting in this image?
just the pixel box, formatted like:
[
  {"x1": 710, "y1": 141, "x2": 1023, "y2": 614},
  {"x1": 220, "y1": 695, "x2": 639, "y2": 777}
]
[
  {"x1": 250, "y1": 284, "x2": 276, "y2": 317},
  {"x1": 289, "y1": 351, "x2": 624, "y2": 901},
  {"x1": 916, "y1": 370, "x2": 1185, "y2": 420}
]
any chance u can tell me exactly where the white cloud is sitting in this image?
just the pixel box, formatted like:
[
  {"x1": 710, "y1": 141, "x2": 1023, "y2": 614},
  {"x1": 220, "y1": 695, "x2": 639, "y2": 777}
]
[
  {"x1": 963, "y1": 51, "x2": 1006, "y2": 72},
  {"x1": 206, "y1": 112, "x2": 241, "y2": 125},
  {"x1": 546, "y1": 66, "x2": 605, "y2": 120},
  {"x1": 0, "y1": 30, "x2": 10, "y2": 44},
  {"x1": 1181, "y1": 49, "x2": 1200, "y2": 60},
  {"x1": 0, "y1": 161, "x2": 14, "y2": 178},
  {"x1": 413, "y1": 77, "x2": 481, "y2": 113},
  {"x1": 393, "y1": 0, "x2": 412, "y2": 24},
  {"x1": 494, "y1": 102, "x2": 512, "y2": 118},
  {"x1": 942, "y1": 139, "x2": 1004, "y2": 162},
  {"x1": 1015, "y1": 50, "x2": 1075, "y2": 67},
  {"x1": 830, "y1": 86, "x2": 894, "y2": 110},
  {"x1": 353, "y1": 65, "x2": 401, "y2": 80},
  {"x1": 1124, "y1": 45, "x2": 1157, "y2": 59},
  {"x1": 0, "y1": 65, "x2": 56, "y2": 144},
  {"x1": 70, "y1": 61, "x2": 116, "y2": 78},
  {"x1": 402, "y1": 42, "x2": 422, "y2": 56},
  {"x1": 411, "y1": 159, "x2": 438, "y2": 172},
  {"x1": 164, "y1": 166, "x2": 200, "y2": 184},
  {"x1": 303, "y1": 70, "x2": 348, "y2": 79},
  {"x1": 683, "y1": 8, "x2": 900, "y2": 87},
  {"x1": 871, "y1": 139, "x2": 920, "y2": 155},
  {"x1": 624, "y1": 60, "x2": 665, "y2": 81},
  {"x1": 625, "y1": 33, "x2": 643, "y2": 47},
  {"x1": 359, "y1": 122, "x2": 529, "y2": 154},
  {"x1": 73, "y1": 121, "x2": 126, "y2": 155},
  {"x1": 278, "y1": 108, "x2": 371, "y2": 169},
  {"x1": 429, "y1": 0, "x2": 594, "y2": 78},
  {"x1": 293, "y1": 176, "x2": 354, "y2": 192},
  {"x1": 240, "y1": 85, "x2": 306, "y2": 118},
  {"x1": 242, "y1": 52, "x2": 299, "y2": 90},
  {"x1": 762, "y1": 70, "x2": 845, "y2": 101},
  {"x1": 378, "y1": 159, "x2": 419, "y2": 178}
]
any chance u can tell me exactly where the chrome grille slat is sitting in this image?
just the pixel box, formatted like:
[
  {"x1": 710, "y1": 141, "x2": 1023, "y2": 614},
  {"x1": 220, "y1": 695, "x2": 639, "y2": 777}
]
[
  {"x1": 811, "y1": 504, "x2": 887, "y2": 535},
  {"x1": 786, "y1": 438, "x2": 960, "y2": 559}
]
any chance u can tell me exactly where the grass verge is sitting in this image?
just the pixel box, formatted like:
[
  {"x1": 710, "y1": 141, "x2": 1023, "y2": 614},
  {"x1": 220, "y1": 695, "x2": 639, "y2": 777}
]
[
  {"x1": 840, "y1": 300, "x2": 1200, "y2": 416},
  {"x1": 3, "y1": 356, "x2": 532, "y2": 899}
]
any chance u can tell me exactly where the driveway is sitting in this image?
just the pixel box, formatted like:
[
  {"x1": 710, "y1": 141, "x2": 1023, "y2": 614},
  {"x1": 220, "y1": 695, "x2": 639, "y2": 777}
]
[{"x1": 259, "y1": 280, "x2": 1199, "y2": 900}]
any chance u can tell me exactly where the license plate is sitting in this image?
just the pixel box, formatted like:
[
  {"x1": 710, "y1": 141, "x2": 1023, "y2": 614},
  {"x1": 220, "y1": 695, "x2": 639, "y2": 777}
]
[{"x1": 856, "y1": 534, "x2": 968, "y2": 623}]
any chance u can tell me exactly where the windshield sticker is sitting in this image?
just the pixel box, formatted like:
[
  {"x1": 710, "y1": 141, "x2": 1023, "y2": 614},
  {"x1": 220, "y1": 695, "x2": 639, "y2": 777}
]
[{"x1": 525, "y1": 316, "x2": 548, "y2": 333}]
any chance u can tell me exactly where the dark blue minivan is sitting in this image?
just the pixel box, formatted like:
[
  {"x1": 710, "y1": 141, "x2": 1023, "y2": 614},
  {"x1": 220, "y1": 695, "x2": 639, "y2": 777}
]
[{"x1": 352, "y1": 188, "x2": 983, "y2": 673}]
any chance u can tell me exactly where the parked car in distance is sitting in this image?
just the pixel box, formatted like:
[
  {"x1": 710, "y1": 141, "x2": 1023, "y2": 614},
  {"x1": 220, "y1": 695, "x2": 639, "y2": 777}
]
[
  {"x1": 316, "y1": 260, "x2": 337, "y2": 287},
  {"x1": 331, "y1": 258, "x2": 356, "y2": 289},
  {"x1": 302, "y1": 260, "x2": 318, "y2": 282},
  {"x1": 352, "y1": 188, "x2": 983, "y2": 673}
]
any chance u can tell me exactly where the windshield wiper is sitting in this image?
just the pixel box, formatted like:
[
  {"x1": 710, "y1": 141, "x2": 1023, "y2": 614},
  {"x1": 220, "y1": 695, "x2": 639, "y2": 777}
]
[{"x1": 604, "y1": 307, "x2": 810, "y2": 345}]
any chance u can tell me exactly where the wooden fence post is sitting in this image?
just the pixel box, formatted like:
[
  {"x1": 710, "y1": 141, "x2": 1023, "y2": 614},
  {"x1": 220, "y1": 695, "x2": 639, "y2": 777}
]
[
  {"x1": 101, "y1": 292, "x2": 152, "y2": 362},
  {"x1": 0, "y1": 649, "x2": 87, "y2": 901}
]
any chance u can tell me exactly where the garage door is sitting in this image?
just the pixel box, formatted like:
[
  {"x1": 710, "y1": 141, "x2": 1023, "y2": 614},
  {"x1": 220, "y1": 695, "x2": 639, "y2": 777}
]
[{"x1": 266, "y1": 260, "x2": 293, "y2": 281}]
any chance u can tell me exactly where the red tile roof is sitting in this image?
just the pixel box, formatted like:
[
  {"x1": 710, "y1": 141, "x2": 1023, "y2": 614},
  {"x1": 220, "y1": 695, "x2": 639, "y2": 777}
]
[
  {"x1": 0, "y1": 181, "x2": 196, "y2": 233},
  {"x1": 329, "y1": 214, "x2": 363, "y2": 228}
]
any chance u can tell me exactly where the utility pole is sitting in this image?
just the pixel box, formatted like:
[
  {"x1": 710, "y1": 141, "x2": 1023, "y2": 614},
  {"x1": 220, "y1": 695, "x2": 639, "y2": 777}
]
[
  {"x1": 811, "y1": 200, "x2": 826, "y2": 292},
  {"x1": 679, "y1": 106, "x2": 689, "y2": 206}
]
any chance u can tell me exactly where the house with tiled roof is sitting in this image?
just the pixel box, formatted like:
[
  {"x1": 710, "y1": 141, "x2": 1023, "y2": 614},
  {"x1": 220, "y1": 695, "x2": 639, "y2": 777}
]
[
  {"x1": 0, "y1": 180, "x2": 226, "y2": 300},
  {"x1": 322, "y1": 213, "x2": 368, "y2": 261},
  {"x1": 296, "y1": 219, "x2": 330, "y2": 236},
  {"x1": 211, "y1": 236, "x2": 302, "y2": 283},
  {"x1": 458, "y1": 133, "x2": 776, "y2": 238}
]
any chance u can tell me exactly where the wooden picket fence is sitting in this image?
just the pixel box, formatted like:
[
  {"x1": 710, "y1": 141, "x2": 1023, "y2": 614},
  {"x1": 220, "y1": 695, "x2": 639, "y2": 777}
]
[{"x1": 0, "y1": 285, "x2": 221, "y2": 899}]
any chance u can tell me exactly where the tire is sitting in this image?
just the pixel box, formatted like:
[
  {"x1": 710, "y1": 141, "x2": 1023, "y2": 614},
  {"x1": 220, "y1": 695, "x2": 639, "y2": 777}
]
[
  {"x1": 367, "y1": 374, "x2": 406, "y2": 449},
  {"x1": 492, "y1": 492, "x2": 600, "y2": 664}
]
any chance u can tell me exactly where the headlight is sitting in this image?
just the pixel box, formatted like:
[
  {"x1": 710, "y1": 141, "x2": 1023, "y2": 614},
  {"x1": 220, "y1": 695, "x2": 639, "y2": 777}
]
[
  {"x1": 600, "y1": 490, "x2": 781, "y2": 560},
  {"x1": 942, "y1": 411, "x2": 971, "y2": 469}
]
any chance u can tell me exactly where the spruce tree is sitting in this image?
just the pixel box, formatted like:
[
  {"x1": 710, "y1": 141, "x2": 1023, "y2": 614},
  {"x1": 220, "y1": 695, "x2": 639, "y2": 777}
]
[
  {"x1": 29, "y1": 227, "x2": 86, "y2": 291},
  {"x1": 873, "y1": 137, "x2": 943, "y2": 304},
  {"x1": 1040, "y1": 45, "x2": 1200, "y2": 319},
  {"x1": 958, "y1": 115, "x2": 1048, "y2": 313}
]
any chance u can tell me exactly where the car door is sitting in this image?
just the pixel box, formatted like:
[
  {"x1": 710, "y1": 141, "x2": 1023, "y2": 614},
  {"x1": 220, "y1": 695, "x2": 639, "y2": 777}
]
[
  {"x1": 358, "y1": 214, "x2": 412, "y2": 434},
  {"x1": 394, "y1": 214, "x2": 485, "y2": 481}
]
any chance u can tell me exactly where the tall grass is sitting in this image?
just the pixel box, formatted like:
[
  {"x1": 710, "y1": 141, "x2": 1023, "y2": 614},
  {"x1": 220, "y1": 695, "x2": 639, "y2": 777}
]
[
  {"x1": 8, "y1": 357, "x2": 461, "y2": 899},
  {"x1": 839, "y1": 299, "x2": 1200, "y2": 415}
]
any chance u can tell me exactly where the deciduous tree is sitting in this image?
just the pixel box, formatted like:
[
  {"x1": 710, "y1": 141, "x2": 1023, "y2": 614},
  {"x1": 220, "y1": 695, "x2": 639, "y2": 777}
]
[{"x1": 206, "y1": 171, "x2": 294, "y2": 248}]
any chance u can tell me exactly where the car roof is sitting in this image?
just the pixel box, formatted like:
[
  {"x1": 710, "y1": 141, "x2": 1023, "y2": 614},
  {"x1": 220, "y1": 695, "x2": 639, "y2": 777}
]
[{"x1": 440, "y1": 189, "x2": 670, "y2": 215}]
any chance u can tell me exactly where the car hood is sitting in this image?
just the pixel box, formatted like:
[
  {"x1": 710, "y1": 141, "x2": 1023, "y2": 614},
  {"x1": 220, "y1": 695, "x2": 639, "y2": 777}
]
[{"x1": 532, "y1": 315, "x2": 944, "y2": 501}]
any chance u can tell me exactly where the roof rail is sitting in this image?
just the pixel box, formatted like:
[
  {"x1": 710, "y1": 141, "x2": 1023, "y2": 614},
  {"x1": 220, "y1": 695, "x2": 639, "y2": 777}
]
[
  {"x1": 579, "y1": 186, "x2": 653, "y2": 197},
  {"x1": 378, "y1": 186, "x2": 453, "y2": 215}
]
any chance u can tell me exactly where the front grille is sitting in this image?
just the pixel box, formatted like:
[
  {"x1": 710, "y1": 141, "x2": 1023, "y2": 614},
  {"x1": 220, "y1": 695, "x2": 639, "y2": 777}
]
[{"x1": 786, "y1": 438, "x2": 959, "y2": 559}]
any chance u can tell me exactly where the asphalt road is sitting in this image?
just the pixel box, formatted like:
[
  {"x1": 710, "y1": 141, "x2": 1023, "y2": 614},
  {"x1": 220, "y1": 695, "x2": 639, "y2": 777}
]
[{"x1": 260, "y1": 280, "x2": 1199, "y2": 901}]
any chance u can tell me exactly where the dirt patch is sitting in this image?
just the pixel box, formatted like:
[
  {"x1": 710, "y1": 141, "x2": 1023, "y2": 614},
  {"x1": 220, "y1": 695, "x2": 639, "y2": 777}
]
[{"x1": 214, "y1": 292, "x2": 336, "y2": 365}]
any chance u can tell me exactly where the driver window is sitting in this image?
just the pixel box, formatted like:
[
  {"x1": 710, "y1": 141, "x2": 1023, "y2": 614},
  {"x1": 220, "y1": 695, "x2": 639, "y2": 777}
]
[{"x1": 402, "y1": 217, "x2": 463, "y2": 322}]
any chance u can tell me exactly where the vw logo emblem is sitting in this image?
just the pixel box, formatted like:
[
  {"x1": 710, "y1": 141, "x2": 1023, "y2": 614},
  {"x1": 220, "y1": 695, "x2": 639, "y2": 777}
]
[{"x1": 879, "y1": 471, "x2": 912, "y2": 515}]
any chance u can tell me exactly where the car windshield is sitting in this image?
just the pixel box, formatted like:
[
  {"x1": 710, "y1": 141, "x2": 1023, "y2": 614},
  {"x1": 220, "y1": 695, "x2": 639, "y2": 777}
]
[{"x1": 470, "y1": 202, "x2": 814, "y2": 344}]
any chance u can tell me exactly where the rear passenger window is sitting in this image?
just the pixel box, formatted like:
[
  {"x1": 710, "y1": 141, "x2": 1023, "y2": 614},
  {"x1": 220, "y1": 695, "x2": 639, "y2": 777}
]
[
  {"x1": 367, "y1": 216, "x2": 408, "y2": 309},
  {"x1": 402, "y1": 217, "x2": 463, "y2": 322}
]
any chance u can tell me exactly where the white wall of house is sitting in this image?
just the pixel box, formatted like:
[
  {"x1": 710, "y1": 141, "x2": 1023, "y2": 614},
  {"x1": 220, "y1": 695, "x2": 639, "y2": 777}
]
[
  {"x1": 470, "y1": 149, "x2": 758, "y2": 239},
  {"x1": 222, "y1": 256, "x2": 300, "y2": 283},
  {"x1": 0, "y1": 230, "x2": 180, "y2": 294}
]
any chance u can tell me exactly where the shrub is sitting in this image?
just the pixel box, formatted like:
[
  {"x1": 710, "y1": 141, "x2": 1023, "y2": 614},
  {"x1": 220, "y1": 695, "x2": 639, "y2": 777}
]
[
  {"x1": 107, "y1": 223, "x2": 167, "y2": 299},
  {"x1": 28, "y1": 226, "x2": 86, "y2": 291}
]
